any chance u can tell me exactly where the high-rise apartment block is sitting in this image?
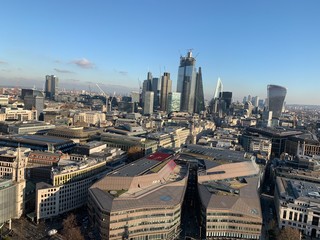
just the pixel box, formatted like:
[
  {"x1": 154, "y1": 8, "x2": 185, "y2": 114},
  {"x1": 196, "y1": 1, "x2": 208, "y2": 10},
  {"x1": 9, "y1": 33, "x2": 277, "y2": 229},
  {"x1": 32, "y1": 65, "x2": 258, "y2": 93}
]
[{"x1": 45, "y1": 75, "x2": 58, "y2": 99}]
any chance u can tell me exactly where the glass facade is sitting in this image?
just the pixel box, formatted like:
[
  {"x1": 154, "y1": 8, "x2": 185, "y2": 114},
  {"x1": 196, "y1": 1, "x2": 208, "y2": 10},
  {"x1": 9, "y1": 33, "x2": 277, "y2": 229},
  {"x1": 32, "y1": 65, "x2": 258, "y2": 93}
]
[
  {"x1": 167, "y1": 92, "x2": 181, "y2": 113},
  {"x1": 267, "y1": 84, "x2": 287, "y2": 118}
]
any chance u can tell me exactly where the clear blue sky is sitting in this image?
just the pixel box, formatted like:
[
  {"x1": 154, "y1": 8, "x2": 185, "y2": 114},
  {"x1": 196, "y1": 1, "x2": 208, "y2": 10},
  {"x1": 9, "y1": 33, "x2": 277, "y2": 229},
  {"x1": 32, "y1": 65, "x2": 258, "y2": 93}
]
[{"x1": 1, "y1": 0, "x2": 320, "y2": 104}]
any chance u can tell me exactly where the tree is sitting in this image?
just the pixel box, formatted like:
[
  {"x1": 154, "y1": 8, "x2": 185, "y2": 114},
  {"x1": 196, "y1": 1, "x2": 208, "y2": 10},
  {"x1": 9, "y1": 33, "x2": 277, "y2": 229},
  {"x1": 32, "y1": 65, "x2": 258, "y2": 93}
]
[
  {"x1": 277, "y1": 227, "x2": 300, "y2": 240},
  {"x1": 62, "y1": 213, "x2": 84, "y2": 240}
]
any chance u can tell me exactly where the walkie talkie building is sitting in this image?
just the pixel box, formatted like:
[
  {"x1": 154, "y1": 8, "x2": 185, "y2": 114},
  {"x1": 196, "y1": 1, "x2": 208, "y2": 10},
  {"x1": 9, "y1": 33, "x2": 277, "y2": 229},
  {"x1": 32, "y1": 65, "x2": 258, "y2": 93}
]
[{"x1": 267, "y1": 85, "x2": 287, "y2": 119}]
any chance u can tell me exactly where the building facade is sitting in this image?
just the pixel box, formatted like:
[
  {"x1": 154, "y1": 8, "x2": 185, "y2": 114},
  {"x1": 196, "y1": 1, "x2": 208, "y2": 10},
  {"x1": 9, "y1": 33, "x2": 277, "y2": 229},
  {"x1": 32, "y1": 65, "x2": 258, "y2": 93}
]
[
  {"x1": 267, "y1": 84, "x2": 287, "y2": 119},
  {"x1": 167, "y1": 92, "x2": 181, "y2": 113},
  {"x1": 45, "y1": 75, "x2": 59, "y2": 99},
  {"x1": 177, "y1": 50, "x2": 197, "y2": 113},
  {"x1": 160, "y1": 72, "x2": 172, "y2": 112}
]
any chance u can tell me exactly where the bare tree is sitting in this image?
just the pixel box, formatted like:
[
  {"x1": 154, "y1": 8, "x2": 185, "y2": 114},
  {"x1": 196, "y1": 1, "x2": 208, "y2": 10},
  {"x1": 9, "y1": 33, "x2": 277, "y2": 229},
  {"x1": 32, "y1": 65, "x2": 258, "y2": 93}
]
[
  {"x1": 62, "y1": 213, "x2": 84, "y2": 240},
  {"x1": 277, "y1": 227, "x2": 300, "y2": 240}
]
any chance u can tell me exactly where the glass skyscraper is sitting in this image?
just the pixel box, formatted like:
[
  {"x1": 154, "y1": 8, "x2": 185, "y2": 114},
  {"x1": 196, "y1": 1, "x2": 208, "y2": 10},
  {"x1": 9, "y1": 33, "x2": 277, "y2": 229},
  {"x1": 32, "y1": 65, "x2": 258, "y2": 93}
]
[
  {"x1": 167, "y1": 92, "x2": 181, "y2": 113},
  {"x1": 267, "y1": 84, "x2": 287, "y2": 119},
  {"x1": 177, "y1": 50, "x2": 197, "y2": 113},
  {"x1": 45, "y1": 75, "x2": 58, "y2": 99}
]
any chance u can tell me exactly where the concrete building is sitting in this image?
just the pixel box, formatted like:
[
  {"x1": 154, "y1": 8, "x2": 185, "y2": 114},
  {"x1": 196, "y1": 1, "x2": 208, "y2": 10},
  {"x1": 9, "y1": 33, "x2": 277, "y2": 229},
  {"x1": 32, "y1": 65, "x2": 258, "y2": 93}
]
[
  {"x1": 35, "y1": 147, "x2": 125, "y2": 222},
  {"x1": 88, "y1": 151, "x2": 188, "y2": 240},
  {"x1": 275, "y1": 177, "x2": 320, "y2": 238},
  {"x1": 5, "y1": 121, "x2": 56, "y2": 135},
  {"x1": 192, "y1": 146, "x2": 263, "y2": 239},
  {"x1": 73, "y1": 111, "x2": 106, "y2": 126},
  {"x1": 143, "y1": 91, "x2": 154, "y2": 115},
  {"x1": 22, "y1": 89, "x2": 44, "y2": 120},
  {"x1": 100, "y1": 132, "x2": 157, "y2": 156},
  {"x1": 0, "y1": 95, "x2": 9, "y2": 106},
  {"x1": 160, "y1": 72, "x2": 172, "y2": 112},
  {"x1": 0, "y1": 147, "x2": 30, "y2": 226},
  {"x1": 0, "y1": 107, "x2": 37, "y2": 121},
  {"x1": 45, "y1": 75, "x2": 59, "y2": 99}
]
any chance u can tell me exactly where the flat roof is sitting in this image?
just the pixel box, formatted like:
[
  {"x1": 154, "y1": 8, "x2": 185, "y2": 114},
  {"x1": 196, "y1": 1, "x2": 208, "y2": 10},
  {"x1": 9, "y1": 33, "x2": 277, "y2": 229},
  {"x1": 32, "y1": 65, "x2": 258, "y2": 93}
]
[{"x1": 109, "y1": 158, "x2": 160, "y2": 177}]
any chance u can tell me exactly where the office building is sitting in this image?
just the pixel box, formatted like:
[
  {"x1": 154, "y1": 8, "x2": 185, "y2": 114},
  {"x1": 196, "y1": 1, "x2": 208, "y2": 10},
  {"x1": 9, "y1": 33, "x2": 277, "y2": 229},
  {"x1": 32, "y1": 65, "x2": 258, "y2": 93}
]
[
  {"x1": 184, "y1": 145, "x2": 262, "y2": 239},
  {"x1": 0, "y1": 107, "x2": 37, "y2": 122},
  {"x1": 194, "y1": 67, "x2": 205, "y2": 113},
  {"x1": 22, "y1": 89, "x2": 44, "y2": 120},
  {"x1": 88, "y1": 151, "x2": 188, "y2": 240},
  {"x1": 0, "y1": 147, "x2": 30, "y2": 226},
  {"x1": 219, "y1": 91, "x2": 233, "y2": 110},
  {"x1": 143, "y1": 91, "x2": 154, "y2": 115},
  {"x1": 160, "y1": 72, "x2": 172, "y2": 112},
  {"x1": 267, "y1": 85, "x2": 287, "y2": 119},
  {"x1": 275, "y1": 177, "x2": 320, "y2": 238},
  {"x1": 35, "y1": 147, "x2": 125, "y2": 222},
  {"x1": 152, "y1": 77, "x2": 161, "y2": 110},
  {"x1": 142, "y1": 72, "x2": 153, "y2": 107},
  {"x1": 0, "y1": 95, "x2": 8, "y2": 106},
  {"x1": 45, "y1": 75, "x2": 58, "y2": 99},
  {"x1": 213, "y1": 78, "x2": 223, "y2": 99},
  {"x1": 177, "y1": 50, "x2": 197, "y2": 113},
  {"x1": 167, "y1": 92, "x2": 181, "y2": 113}
]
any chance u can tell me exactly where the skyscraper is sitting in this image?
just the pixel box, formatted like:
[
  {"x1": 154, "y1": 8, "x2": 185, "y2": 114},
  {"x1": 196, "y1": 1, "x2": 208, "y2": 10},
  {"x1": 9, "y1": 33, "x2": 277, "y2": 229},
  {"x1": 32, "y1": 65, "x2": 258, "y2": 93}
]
[
  {"x1": 177, "y1": 50, "x2": 197, "y2": 113},
  {"x1": 151, "y1": 77, "x2": 161, "y2": 110},
  {"x1": 143, "y1": 91, "x2": 154, "y2": 115},
  {"x1": 160, "y1": 72, "x2": 172, "y2": 112},
  {"x1": 142, "y1": 72, "x2": 152, "y2": 107},
  {"x1": 45, "y1": 75, "x2": 58, "y2": 100},
  {"x1": 267, "y1": 84, "x2": 287, "y2": 119},
  {"x1": 167, "y1": 92, "x2": 181, "y2": 113},
  {"x1": 213, "y1": 78, "x2": 223, "y2": 99},
  {"x1": 219, "y1": 91, "x2": 233, "y2": 110},
  {"x1": 194, "y1": 67, "x2": 205, "y2": 113}
]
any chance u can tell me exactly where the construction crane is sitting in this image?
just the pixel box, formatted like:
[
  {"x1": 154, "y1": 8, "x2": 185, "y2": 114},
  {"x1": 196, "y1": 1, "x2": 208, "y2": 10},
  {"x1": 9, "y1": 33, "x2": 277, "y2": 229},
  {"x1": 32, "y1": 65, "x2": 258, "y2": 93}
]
[
  {"x1": 96, "y1": 83, "x2": 116, "y2": 112},
  {"x1": 96, "y1": 83, "x2": 109, "y2": 112}
]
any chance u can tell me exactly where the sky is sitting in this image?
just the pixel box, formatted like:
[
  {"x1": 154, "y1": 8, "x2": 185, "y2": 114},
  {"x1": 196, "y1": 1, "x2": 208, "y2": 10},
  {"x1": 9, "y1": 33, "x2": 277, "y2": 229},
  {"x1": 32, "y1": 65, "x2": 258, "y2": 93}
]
[{"x1": 1, "y1": 0, "x2": 320, "y2": 104}]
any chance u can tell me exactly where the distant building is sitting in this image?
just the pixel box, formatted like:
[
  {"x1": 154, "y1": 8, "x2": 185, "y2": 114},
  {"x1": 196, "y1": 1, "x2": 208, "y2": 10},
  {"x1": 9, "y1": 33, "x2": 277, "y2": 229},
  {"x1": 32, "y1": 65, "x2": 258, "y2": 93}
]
[
  {"x1": 0, "y1": 107, "x2": 37, "y2": 122},
  {"x1": 267, "y1": 84, "x2": 287, "y2": 119},
  {"x1": 152, "y1": 77, "x2": 161, "y2": 110},
  {"x1": 143, "y1": 91, "x2": 154, "y2": 115},
  {"x1": 219, "y1": 91, "x2": 233, "y2": 110},
  {"x1": 194, "y1": 67, "x2": 205, "y2": 113},
  {"x1": 177, "y1": 50, "x2": 197, "y2": 113},
  {"x1": 213, "y1": 78, "x2": 223, "y2": 99},
  {"x1": 160, "y1": 72, "x2": 172, "y2": 112},
  {"x1": 167, "y1": 92, "x2": 181, "y2": 113},
  {"x1": 22, "y1": 89, "x2": 44, "y2": 120},
  {"x1": 45, "y1": 75, "x2": 58, "y2": 99},
  {"x1": 0, "y1": 95, "x2": 9, "y2": 106}
]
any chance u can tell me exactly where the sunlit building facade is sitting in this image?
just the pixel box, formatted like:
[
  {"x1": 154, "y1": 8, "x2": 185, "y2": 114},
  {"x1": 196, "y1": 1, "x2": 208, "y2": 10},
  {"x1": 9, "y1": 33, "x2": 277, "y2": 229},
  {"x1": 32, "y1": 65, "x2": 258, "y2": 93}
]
[{"x1": 267, "y1": 85, "x2": 287, "y2": 119}]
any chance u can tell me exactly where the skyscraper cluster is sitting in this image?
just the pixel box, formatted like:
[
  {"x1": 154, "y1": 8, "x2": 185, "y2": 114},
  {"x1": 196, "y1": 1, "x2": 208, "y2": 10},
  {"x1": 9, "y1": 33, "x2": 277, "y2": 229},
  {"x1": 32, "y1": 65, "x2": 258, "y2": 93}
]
[{"x1": 141, "y1": 50, "x2": 205, "y2": 115}]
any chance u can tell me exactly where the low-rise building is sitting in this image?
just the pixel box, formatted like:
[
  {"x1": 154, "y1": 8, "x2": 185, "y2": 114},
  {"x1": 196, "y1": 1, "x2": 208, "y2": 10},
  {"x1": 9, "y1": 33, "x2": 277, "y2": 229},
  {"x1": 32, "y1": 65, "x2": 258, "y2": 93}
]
[
  {"x1": 34, "y1": 147, "x2": 125, "y2": 222},
  {"x1": 275, "y1": 177, "x2": 320, "y2": 238}
]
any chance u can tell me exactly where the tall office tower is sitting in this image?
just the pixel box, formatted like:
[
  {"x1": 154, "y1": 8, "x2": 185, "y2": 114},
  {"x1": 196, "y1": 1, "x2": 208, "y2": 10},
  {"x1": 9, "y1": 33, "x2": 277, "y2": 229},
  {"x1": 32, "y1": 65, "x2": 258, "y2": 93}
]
[
  {"x1": 142, "y1": 72, "x2": 153, "y2": 107},
  {"x1": 177, "y1": 50, "x2": 197, "y2": 113},
  {"x1": 22, "y1": 89, "x2": 44, "y2": 120},
  {"x1": 219, "y1": 91, "x2": 233, "y2": 110},
  {"x1": 258, "y1": 99, "x2": 264, "y2": 109},
  {"x1": 243, "y1": 96, "x2": 247, "y2": 104},
  {"x1": 252, "y1": 96, "x2": 259, "y2": 107},
  {"x1": 131, "y1": 91, "x2": 140, "y2": 103},
  {"x1": 194, "y1": 67, "x2": 205, "y2": 113},
  {"x1": 247, "y1": 95, "x2": 252, "y2": 102},
  {"x1": 45, "y1": 75, "x2": 58, "y2": 99},
  {"x1": 213, "y1": 78, "x2": 223, "y2": 99},
  {"x1": 152, "y1": 77, "x2": 161, "y2": 110},
  {"x1": 267, "y1": 84, "x2": 287, "y2": 119},
  {"x1": 167, "y1": 92, "x2": 181, "y2": 113},
  {"x1": 143, "y1": 91, "x2": 154, "y2": 115},
  {"x1": 160, "y1": 72, "x2": 172, "y2": 112}
]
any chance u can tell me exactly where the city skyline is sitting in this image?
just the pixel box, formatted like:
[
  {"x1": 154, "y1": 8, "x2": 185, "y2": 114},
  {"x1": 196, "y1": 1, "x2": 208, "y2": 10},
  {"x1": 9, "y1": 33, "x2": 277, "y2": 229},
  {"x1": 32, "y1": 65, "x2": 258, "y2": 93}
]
[{"x1": 1, "y1": 1, "x2": 320, "y2": 104}]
